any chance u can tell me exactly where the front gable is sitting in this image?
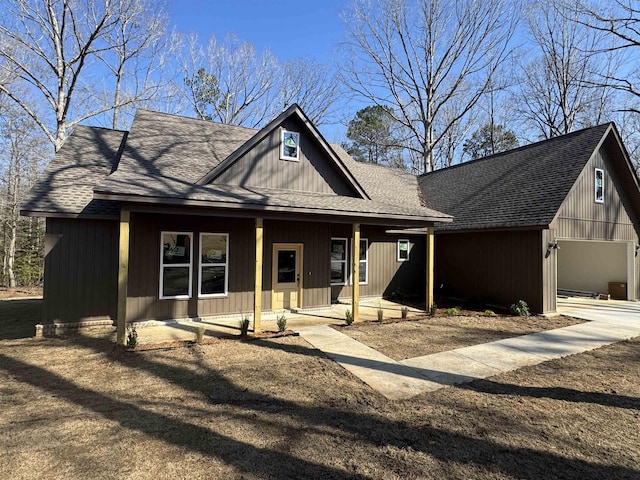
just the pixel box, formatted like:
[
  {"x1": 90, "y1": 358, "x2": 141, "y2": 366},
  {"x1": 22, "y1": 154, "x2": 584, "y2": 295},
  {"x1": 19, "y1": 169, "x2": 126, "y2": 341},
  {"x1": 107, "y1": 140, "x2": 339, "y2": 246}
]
[
  {"x1": 197, "y1": 105, "x2": 368, "y2": 198},
  {"x1": 552, "y1": 127, "x2": 640, "y2": 240}
]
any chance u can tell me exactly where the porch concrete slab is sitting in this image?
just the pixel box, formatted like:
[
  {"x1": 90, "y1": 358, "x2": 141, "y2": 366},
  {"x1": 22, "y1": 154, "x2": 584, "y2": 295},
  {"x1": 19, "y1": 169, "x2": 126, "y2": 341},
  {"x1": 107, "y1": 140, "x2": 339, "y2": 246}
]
[{"x1": 401, "y1": 351, "x2": 502, "y2": 386}]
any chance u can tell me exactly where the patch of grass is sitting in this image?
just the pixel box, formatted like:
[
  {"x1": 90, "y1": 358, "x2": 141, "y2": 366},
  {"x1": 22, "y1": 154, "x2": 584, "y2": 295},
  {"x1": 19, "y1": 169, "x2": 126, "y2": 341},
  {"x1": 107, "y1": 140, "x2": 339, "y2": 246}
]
[
  {"x1": 429, "y1": 303, "x2": 437, "y2": 316},
  {"x1": 0, "y1": 299, "x2": 42, "y2": 340},
  {"x1": 401, "y1": 306, "x2": 408, "y2": 319},
  {"x1": 484, "y1": 309, "x2": 496, "y2": 317},
  {"x1": 126, "y1": 324, "x2": 138, "y2": 349},
  {"x1": 446, "y1": 307, "x2": 459, "y2": 316},
  {"x1": 376, "y1": 304, "x2": 384, "y2": 322}
]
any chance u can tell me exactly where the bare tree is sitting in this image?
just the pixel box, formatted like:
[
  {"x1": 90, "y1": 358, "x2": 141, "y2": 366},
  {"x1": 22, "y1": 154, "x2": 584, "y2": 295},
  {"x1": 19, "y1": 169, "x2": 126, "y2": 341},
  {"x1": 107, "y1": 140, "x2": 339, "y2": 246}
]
[
  {"x1": 0, "y1": 0, "x2": 168, "y2": 151},
  {"x1": 340, "y1": 0, "x2": 518, "y2": 172},
  {"x1": 96, "y1": 0, "x2": 170, "y2": 130},
  {"x1": 516, "y1": 0, "x2": 616, "y2": 138},
  {"x1": 566, "y1": 0, "x2": 640, "y2": 114},
  {"x1": 178, "y1": 33, "x2": 278, "y2": 128},
  {"x1": 275, "y1": 58, "x2": 341, "y2": 126},
  {"x1": 0, "y1": 102, "x2": 48, "y2": 286}
]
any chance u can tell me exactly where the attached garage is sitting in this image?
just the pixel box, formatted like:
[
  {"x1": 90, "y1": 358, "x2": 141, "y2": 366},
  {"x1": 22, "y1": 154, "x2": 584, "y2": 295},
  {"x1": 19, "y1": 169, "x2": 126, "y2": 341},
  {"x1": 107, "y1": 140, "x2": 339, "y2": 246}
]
[
  {"x1": 420, "y1": 122, "x2": 640, "y2": 314},
  {"x1": 557, "y1": 240, "x2": 635, "y2": 300}
]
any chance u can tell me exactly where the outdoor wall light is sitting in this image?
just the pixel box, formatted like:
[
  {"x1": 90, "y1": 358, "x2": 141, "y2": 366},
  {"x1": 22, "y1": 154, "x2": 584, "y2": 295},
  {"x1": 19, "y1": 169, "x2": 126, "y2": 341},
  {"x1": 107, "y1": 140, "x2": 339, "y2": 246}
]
[{"x1": 545, "y1": 240, "x2": 560, "y2": 259}]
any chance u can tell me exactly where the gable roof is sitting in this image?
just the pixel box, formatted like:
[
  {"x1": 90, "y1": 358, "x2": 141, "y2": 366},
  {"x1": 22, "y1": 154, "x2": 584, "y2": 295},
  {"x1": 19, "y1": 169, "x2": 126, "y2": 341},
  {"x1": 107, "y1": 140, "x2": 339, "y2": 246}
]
[
  {"x1": 21, "y1": 126, "x2": 127, "y2": 218},
  {"x1": 418, "y1": 123, "x2": 622, "y2": 232},
  {"x1": 196, "y1": 104, "x2": 370, "y2": 199},
  {"x1": 24, "y1": 108, "x2": 451, "y2": 225}
]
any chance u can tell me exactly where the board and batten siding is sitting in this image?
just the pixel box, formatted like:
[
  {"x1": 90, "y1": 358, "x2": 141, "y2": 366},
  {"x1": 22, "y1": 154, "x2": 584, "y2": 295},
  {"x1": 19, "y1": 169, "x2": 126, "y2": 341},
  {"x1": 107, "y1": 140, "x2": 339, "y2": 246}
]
[
  {"x1": 213, "y1": 117, "x2": 356, "y2": 196},
  {"x1": 330, "y1": 225, "x2": 426, "y2": 301},
  {"x1": 552, "y1": 146, "x2": 640, "y2": 300},
  {"x1": 43, "y1": 218, "x2": 119, "y2": 322},
  {"x1": 126, "y1": 213, "x2": 256, "y2": 322},
  {"x1": 435, "y1": 230, "x2": 545, "y2": 313}
]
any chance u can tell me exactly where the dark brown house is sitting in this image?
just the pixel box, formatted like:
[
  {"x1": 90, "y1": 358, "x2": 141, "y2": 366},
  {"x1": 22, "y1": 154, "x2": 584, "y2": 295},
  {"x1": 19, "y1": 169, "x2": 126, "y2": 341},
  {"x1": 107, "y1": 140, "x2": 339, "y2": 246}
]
[
  {"x1": 419, "y1": 123, "x2": 640, "y2": 314},
  {"x1": 22, "y1": 105, "x2": 451, "y2": 344}
]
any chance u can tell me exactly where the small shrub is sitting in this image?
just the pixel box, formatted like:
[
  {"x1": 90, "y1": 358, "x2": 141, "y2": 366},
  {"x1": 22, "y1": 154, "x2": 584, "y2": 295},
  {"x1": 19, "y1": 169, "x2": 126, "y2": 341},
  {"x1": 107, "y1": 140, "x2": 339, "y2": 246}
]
[
  {"x1": 276, "y1": 314, "x2": 287, "y2": 332},
  {"x1": 126, "y1": 324, "x2": 138, "y2": 349},
  {"x1": 429, "y1": 303, "x2": 437, "y2": 316},
  {"x1": 195, "y1": 325, "x2": 205, "y2": 343},
  {"x1": 510, "y1": 300, "x2": 531, "y2": 317},
  {"x1": 240, "y1": 317, "x2": 250, "y2": 338},
  {"x1": 377, "y1": 303, "x2": 384, "y2": 322},
  {"x1": 446, "y1": 307, "x2": 459, "y2": 316},
  {"x1": 345, "y1": 309, "x2": 354, "y2": 325},
  {"x1": 401, "y1": 306, "x2": 409, "y2": 319},
  {"x1": 484, "y1": 309, "x2": 496, "y2": 317}
]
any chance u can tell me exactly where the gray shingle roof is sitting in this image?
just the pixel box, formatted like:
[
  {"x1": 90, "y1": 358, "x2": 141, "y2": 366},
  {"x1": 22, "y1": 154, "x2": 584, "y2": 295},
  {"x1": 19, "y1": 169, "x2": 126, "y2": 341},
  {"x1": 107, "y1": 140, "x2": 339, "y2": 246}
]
[
  {"x1": 21, "y1": 126, "x2": 126, "y2": 217},
  {"x1": 25, "y1": 109, "x2": 451, "y2": 223},
  {"x1": 418, "y1": 123, "x2": 613, "y2": 232}
]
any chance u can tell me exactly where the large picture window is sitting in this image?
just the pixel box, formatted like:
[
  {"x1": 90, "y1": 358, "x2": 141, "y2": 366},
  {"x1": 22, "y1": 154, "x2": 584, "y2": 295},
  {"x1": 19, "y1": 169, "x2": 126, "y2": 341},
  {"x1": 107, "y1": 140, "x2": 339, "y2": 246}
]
[
  {"x1": 595, "y1": 168, "x2": 604, "y2": 203},
  {"x1": 199, "y1": 233, "x2": 229, "y2": 297},
  {"x1": 330, "y1": 238, "x2": 348, "y2": 285},
  {"x1": 160, "y1": 232, "x2": 192, "y2": 299}
]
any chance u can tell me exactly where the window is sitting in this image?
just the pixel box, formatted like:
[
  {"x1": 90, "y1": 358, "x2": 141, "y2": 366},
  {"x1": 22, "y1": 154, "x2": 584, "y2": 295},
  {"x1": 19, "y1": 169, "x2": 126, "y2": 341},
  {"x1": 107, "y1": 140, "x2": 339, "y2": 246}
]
[
  {"x1": 397, "y1": 239, "x2": 410, "y2": 261},
  {"x1": 351, "y1": 238, "x2": 369, "y2": 285},
  {"x1": 330, "y1": 238, "x2": 348, "y2": 285},
  {"x1": 595, "y1": 168, "x2": 604, "y2": 203},
  {"x1": 199, "y1": 233, "x2": 228, "y2": 297},
  {"x1": 160, "y1": 232, "x2": 192, "y2": 299},
  {"x1": 281, "y1": 130, "x2": 300, "y2": 161}
]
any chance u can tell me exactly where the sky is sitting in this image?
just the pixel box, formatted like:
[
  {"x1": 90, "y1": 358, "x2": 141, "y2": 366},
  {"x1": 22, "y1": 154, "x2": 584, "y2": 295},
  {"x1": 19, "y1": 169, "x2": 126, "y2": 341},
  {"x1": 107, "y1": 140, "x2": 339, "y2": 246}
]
[{"x1": 168, "y1": 0, "x2": 349, "y2": 63}]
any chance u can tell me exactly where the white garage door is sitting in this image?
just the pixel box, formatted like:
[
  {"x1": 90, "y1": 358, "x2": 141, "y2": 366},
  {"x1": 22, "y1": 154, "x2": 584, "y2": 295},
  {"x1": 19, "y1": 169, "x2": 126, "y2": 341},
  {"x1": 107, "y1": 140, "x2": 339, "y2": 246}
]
[{"x1": 557, "y1": 240, "x2": 634, "y2": 299}]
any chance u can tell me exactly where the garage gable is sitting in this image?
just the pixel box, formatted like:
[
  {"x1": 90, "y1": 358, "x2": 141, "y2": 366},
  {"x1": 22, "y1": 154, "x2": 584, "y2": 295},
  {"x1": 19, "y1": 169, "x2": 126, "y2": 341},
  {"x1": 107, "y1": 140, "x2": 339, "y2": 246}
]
[{"x1": 552, "y1": 127, "x2": 640, "y2": 241}]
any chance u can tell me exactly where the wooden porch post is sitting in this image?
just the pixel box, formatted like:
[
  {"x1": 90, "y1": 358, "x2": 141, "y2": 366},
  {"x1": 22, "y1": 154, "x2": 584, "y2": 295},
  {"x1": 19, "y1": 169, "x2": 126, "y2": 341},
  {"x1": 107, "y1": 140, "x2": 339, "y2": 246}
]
[
  {"x1": 352, "y1": 223, "x2": 360, "y2": 323},
  {"x1": 426, "y1": 226, "x2": 435, "y2": 312},
  {"x1": 116, "y1": 210, "x2": 130, "y2": 346},
  {"x1": 254, "y1": 218, "x2": 263, "y2": 333}
]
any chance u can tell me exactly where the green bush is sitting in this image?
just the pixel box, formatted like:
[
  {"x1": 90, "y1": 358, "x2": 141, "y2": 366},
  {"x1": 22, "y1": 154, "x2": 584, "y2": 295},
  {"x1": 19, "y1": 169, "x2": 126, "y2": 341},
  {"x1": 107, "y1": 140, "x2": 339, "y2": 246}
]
[
  {"x1": 345, "y1": 309, "x2": 354, "y2": 325},
  {"x1": 401, "y1": 306, "x2": 409, "y2": 319},
  {"x1": 126, "y1": 324, "x2": 138, "y2": 349},
  {"x1": 446, "y1": 307, "x2": 459, "y2": 316},
  {"x1": 429, "y1": 303, "x2": 437, "y2": 316},
  {"x1": 240, "y1": 317, "x2": 250, "y2": 337},
  {"x1": 484, "y1": 309, "x2": 496, "y2": 317},
  {"x1": 276, "y1": 314, "x2": 287, "y2": 332},
  {"x1": 510, "y1": 300, "x2": 531, "y2": 317}
]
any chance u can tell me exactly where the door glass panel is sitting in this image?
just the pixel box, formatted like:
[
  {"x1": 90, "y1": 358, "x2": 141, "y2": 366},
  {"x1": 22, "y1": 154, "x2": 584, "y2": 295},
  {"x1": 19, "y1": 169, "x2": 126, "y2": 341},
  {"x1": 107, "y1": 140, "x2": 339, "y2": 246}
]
[{"x1": 277, "y1": 250, "x2": 296, "y2": 283}]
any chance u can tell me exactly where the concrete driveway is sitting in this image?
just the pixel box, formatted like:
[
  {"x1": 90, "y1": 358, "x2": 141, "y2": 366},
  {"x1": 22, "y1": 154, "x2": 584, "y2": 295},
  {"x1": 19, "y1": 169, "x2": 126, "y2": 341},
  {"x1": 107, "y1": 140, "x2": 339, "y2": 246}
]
[{"x1": 558, "y1": 297, "x2": 640, "y2": 328}]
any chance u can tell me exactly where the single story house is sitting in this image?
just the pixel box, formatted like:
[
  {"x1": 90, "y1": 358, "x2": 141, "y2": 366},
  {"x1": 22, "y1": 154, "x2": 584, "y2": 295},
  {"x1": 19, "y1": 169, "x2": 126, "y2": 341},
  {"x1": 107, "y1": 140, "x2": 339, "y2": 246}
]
[
  {"x1": 419, "y1": 122, "x2": 640, "y2": 314},
  {"x1": 22, "y1": 105, "x2": 452, "y2": 344}
]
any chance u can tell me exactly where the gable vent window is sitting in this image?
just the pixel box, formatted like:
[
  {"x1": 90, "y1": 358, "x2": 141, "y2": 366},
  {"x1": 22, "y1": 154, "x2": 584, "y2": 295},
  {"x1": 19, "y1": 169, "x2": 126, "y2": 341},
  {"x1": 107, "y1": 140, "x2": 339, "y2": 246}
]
[
  {"x1": 281, "y1": 130, "x2": 300, "y2": 161},
  {"x1": 595, "y1": 168, "x2": 604, "y2": 203}
]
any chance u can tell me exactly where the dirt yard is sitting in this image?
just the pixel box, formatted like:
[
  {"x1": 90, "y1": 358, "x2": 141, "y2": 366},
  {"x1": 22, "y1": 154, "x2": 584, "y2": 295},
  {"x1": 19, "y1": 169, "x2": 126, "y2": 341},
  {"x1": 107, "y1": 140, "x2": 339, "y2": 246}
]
[
  {"x1": 1, "y1": 298, "x2": 638, "y2": 479},
  {"x1": 338, "y1": 314, "x2": 585, "y2": 359}
]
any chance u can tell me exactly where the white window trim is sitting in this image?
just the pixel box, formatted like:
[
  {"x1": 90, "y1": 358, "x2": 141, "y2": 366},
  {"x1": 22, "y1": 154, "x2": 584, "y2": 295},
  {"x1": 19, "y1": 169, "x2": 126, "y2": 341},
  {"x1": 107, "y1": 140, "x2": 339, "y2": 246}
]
[
  {"x1": 397, "y1": 239, "x2": 410, "y2": 262},
  {"x1": 198, "y1": 233, "x2": 229, "y2": 298},
  {"x1": 159, "y1": 231, "x2": 193, "y2": 300},
  {"x1": 595, "y1": 168, "x2": 605, "y2": 203},
  {"x1": 330, "y1": 237, "x2": 348, "y2": 285},
  {"x1": 280, "y1": 129, "x2": 300, "y2": 161},
  {"x1": 349, "y1": 238, "x2": 369, "y2": 285}
]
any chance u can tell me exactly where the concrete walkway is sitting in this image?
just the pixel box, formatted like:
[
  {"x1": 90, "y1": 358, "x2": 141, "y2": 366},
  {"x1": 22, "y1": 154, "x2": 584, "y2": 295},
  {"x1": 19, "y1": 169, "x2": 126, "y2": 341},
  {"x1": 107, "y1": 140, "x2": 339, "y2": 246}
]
[{"x1": 297, "y1": 308, "x2": 640, "y2": 401}]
